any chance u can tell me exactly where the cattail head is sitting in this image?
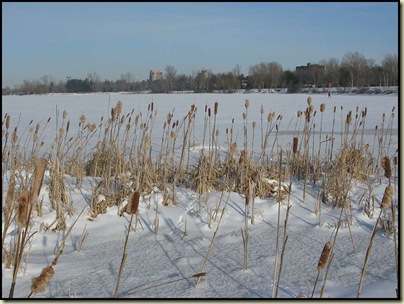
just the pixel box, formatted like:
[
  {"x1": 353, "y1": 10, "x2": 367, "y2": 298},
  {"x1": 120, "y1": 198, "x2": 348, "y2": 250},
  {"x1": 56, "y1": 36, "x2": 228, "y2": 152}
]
[
  {"x1": 12, "y1": 128, "x2": 17, "y2": 143},
  {"x1": 230, "y1": 142, "x2": 237, "y2": 153},
  {"x1": 245, "y1": 194, "x2": 250, "y2": 205},
  {"x1": 208, "y1": 108, "x2": 211, "y2": 117},
  {"x1": 170, "y1": 131, "x2": 177, "y2": 139},
  {"x1": 6, "y1": 179, "x2": 15, "y2": 217},
  {"x1": 381, "y1": 185, "x2": 393, "y2": 211},
  {"x1": 333, "y1": 106, "x2": 336, "y2": 113},
  {"x1": 129, "y1": 191, "x2": 140, "y2": 214},
  {"x1": 317, "y1": 242, "x2": 332, "y2": 272},
  {"x1": 307, "y1": 96, "x2": 312, "y2": 105},
  {"x1": 260, "y1": 105, "x2": 264, "y2": 115},
  {"x1": 116, "y1": 101, "x2": 123, "y2": 116},
  {"x1": 245, "y1": 99, "x2": 250, "y2": 109},
  {"x1": 242, "y1": 112, "x2": 246, "y2": 120},
  {"x1": 18, "y1": 190, "x2": 30, "y2": 227},
  {"x1": 293, "y1": 137, "x2": 298, "y2": 154},
  {"x1": 192, "y1": 272, "x2": 206, "y2": 278},
  {"x1": 31, "y1": 266, "x2": 55, "y2": 294},
  {"x1": 59, "y1": 128, "x2": 64, "y2": 138},
  {"x1": 63, "y1": 110, "x2": 67, "y2": 119},
  {"x1": 320, "y1": 103, "x2": 326, "y2": 113},
  {"x1": 252, "y1": 121, "x2": 256, "y2": 128},
  {"x1": 80, "y1": 115, "x2": 86, "y2": 124},
  {"x1": 6, "y1": 115, "x2": 10, "y2": 129},
  {"x1": 297, "y1": 111, "x2": 302, "y2": 118},
  {"x1": 30, "y1": 158, "x2": 47, "y2": 205},
  {"x1": 214, "y1": 102, "x2": 218, "y2": 115},
  {"x1": 382, "y1": 156, "x2": 392, "y2": 178},
  {"x1": 346, "y1": 113, "x2": 352, "y2": 125}
]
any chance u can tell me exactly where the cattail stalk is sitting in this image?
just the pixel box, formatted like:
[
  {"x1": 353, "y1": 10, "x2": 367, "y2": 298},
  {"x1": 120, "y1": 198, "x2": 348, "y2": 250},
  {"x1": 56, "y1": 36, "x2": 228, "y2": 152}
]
[
  {"x1": 196, "y1": 194, "x2": 229, "y2": 288},
  {"x1": 357, "y1": 184, "x2": 393, "y2": 298},
  {"x1": 115, "y1": 191, "x2": 140, "y2": 297}
]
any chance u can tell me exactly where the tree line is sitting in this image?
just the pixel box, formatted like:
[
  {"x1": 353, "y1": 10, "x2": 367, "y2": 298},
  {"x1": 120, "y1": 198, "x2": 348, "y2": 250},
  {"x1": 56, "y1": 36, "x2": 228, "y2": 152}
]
[{"x1": 2, "y1": 51, "x2": 398, "y2": 95}]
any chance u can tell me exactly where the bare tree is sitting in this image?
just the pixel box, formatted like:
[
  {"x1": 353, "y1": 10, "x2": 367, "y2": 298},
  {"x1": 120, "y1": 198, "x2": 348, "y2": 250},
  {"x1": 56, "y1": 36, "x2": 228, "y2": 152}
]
[
  {"x1": 232, "y1": 64, "x2": 242, "y2": 78},
  {"x1": 120, "y1": 73, "x2": 135, "y2": 92},
  {"x1": 164, "y1": 65, "x2": 177, "y2": 92},
  {"x1": 87, "y1": 72, "x2": 102, "y2": 92},
  {"x1": 320, "y1": 58, "x2": 340, "y2": 87},
  {"x1": 381, "y1": 53, "x2": 398, "y2": 87},
  {"x1": 267, "y1": 62, "x2": 283, "y2": 89},
  {"x1": 341, "y1": 52, "x2": 368, "y2": 88}
]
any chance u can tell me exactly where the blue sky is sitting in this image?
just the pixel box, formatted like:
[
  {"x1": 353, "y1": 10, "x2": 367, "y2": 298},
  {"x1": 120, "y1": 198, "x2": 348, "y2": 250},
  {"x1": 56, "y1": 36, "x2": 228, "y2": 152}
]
[{"x1": 2, "y1": 2, "x2": 398, "y2": 87}]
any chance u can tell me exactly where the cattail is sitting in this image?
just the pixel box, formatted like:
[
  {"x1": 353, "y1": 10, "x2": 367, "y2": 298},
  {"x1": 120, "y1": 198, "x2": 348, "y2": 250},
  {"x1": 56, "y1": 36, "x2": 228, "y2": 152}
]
[
  {"x1": 35, "y1": 123, "x2": 40, "y2": 131},
  {"x1": 214, "y1": 102, "x2": 218, "y2": 115},
  {"x1": 6, "y1": 115, "x2": 10, "y2": 129},
  {"x1": 80, "y1": 115, "x2": 86, "y2": 124},
  {"x1": 382, "y1": 156, "x2": 392, "y2": 178},
  {"x1": 242, "y1": 113, "x2": 246, "y2": 120},
  {"x1": 230, "y1": 142, "x2": 237, "y2": 153},
  {"x1": 87, "y1": 123, "x2": 96, "y2": 132},
  {"x1": 297, "y1": 111, "x2": 302, "y2": 118},
  {"x1": 260, "y1": 105, "x2": 264, "y2": 114},
  {"x1": 192, "y1": 272, "x2": 206, "y2": 278},
  {"x1": 30, "y1": 158, "x2": 47, "y2": 205},
  {"x1": 59, "y1": 128, "x2": 64, "y2": 137},
  {"x1": 6, "y1": 179, "x2": 15, "y2": 217},
  {"x1": 346, "y1": 113, "x2": 352, "y2": 125},
  {"x1": 307, "y1": 96, "x2": 312, "y2": 105},
  {"x1": 116, "y1": 101, "x2": 123, "y2": 116},
  {"x1": 208, "y1": 108, "x2": 211, "y2": 117},
  {"x1": 216, "y1": 129, "x2": 219, "y2": 137},
  {"x1": 33, "y1": 133, "x2": 38, "y2": 143},
  {"x1": 245, "y1": 194, "x2": 250, "y2": 205},
  {"x1": 381, "y1": 185, "x2": 393, "y2": 211},
  {"x1": 63, "y1": 110, "x2": 67, "y2": 119},
  {"x1": 309, "y1": 105, "x2": 314, "y2": 113},
  {"x1": 333, "y1": 106, "x2": 336, "y2": 113},
  {"x1": 12, "y1": 128, "x2": 17, "y2": 143},
  {"x1": 252, "y1": 121, "x2": 256, "y2": 128},
  {"x1": 170, "y1": 131, "x2": 177, "y2": 139},
  {"x1": 111, "y1": 108, "x2": 116, "y2": 121},
  {"x1": 31, "y1": 266, "x2": 55, "y2": 294},
  {"x1": 293, "y1": 137, "x2": 298, "y2": 154},
  {"x1": 66, "y1": 120, "x2": 70, "y2": 134},
  {"x1": 151, "y1": 102, "x2": 154, "y2": 112},
  {"x1": 129, "y1": 191, "x2": 140, "y2": 214},
  {"x1": 245, "y1": 99, "x2": 250, "y2": 109},
  {"x1": 320, "y1": 103, "x2": 326, "y2": 113},
  {"x1": 317, "y1": 242, "x2": 332, "y2": 272},
  {"x1": 47, "y1": 117, "x2": 51, "y2": 123},
  {"x1": 18, "y1": 190, "x2": 29, "y2": 227}
]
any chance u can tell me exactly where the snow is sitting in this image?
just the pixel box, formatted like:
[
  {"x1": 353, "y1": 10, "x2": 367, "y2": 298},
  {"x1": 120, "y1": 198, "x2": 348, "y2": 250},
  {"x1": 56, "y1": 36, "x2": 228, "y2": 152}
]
[{"x1": 1, "y1": 92, "x2": 399, "y2": 299}]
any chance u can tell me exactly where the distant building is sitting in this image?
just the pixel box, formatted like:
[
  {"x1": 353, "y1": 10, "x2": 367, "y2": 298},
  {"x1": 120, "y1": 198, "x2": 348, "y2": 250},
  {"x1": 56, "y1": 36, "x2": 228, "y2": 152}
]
[
  {"x1": 149, "y1": 70, "x2": 163, "y2": 82},
  {"x1": 295, "y1": 63, "x2": 325, "y2": 87},
  {"x1": 296, "y1": 62, "x2": 325, "y2": 74}
]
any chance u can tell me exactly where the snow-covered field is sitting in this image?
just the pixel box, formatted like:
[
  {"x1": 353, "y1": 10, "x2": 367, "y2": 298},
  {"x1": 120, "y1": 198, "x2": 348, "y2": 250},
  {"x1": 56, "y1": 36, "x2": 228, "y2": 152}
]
[{"x1": 1, "y1": 92, "x2": 399, "y2": 299}]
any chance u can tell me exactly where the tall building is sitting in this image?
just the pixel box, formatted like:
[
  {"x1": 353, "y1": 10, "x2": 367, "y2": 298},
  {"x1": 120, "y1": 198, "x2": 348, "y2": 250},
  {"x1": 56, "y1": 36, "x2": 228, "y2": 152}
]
[{"x1": 149, "y1": 70, "x2": 163, "y2": 81}]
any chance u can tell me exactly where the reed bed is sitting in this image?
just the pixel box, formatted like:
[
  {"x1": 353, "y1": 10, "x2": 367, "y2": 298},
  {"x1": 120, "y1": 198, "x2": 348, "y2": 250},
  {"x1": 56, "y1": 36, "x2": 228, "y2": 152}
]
[{"x1": 1, "y1": 96, "x2": 398, "y2": 298}]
